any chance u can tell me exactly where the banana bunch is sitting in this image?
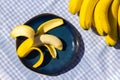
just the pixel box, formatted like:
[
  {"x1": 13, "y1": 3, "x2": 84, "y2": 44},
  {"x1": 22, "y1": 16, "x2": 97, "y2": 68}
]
[
  {"x1": 10, "y1": 18, "x2": 64, "y2": 68},
  {"x1": 68, "y1": 0, "x2": 120, "y2": 46}
]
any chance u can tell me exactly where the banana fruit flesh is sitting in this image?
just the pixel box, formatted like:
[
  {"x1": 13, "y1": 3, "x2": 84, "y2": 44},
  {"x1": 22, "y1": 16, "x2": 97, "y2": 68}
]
[
  {"x1": 68, "y1": 0, "x2": 83, "y2": 14},
  {"x1": 80, "y1": 0, "x2": 99, "y2": 30},
  {"x1": 105, "y1": 0, "x2": 119, "y2": 46},
  {"x1": 10, "y1": 18, "x2": 64, "y2": 68}
]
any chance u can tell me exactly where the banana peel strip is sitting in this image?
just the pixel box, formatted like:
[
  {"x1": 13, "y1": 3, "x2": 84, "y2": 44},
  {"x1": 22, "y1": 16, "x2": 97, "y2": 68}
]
[{"x1": 36, "y1": 18, "x2": 64, "y2": 35}]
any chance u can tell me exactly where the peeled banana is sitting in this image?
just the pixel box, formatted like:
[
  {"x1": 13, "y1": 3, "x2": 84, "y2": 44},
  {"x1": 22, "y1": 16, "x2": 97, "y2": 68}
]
[
  {"x1": 36, "y1": 18, "x2": 64, "y2": 35},
  {"x1": 94, "y1": 0, "x2": 113, "y2": 36},
  {"x1": 80, "y1": 0, "x2": 99, "y2": 30},
  {"x1": 68, "y1": 0, "x2": 83, "y2": 14},
  {"x1": 105, "y1": 0, "x2": 119, "y2": 46},
  {"x1": 10, "y1": 18, "x2": 64, "y2": 68}
]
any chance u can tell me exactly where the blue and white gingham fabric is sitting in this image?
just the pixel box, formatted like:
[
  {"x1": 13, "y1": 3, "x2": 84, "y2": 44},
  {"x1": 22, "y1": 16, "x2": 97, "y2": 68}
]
[{"x1": 0, "y1": 0, "x2": 120, "y2": 80}]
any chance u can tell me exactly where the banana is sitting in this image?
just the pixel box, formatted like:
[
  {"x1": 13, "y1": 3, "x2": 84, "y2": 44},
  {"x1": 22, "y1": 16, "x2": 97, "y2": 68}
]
[
  {"x1": 10, "y1": 25, "x2": 35, "y2": 40},
  {"x1": 68, "y1": 0, "x2": 83, "y2": 14},
  {"x1": 118, "y1": 5, "x2": 120, "y2": 37},
  {"x1": 36, "y1": 18, "x2": 64, "y2": 35},
  {"x1": 105, "y1": 0, "x2": 119, "y2": 46},
  {"x1": 34, "y1": 34, "x2": 63, "y2": 50},
  {"x1": 10, "y1": 18, "x2": 64, "y2": 68},
  {"x1": 44, "y1": 44, "x2": 57, "y2": 58},
  {"x1": 79, "y1": 0, "x2": 99, "y2": 30},
  {"x1": 94, "y1": 0, "x2": 112, "y2": 36}
]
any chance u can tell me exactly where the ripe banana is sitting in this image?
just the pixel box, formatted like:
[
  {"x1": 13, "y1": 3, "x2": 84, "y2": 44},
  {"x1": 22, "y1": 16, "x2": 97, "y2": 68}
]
[
  {"x1": 36, "y1": 18, "x2": 64, "y2": 35},
  {"x1": 105, "y1": 0, "x2": 119, "y2": 46},
  {"x1": 10, "y1": 25, "x2": 35, "y2": 40},
  {"x1": 94, "y1": 0, "x2": 113, "y2": 36},
  {"x1": 80, "y1": 0, "x2": 99, "y2": 30},
  {"x1": 118, "y1": 5, "x2": 120, "y2": 37},
  {"x1": 10, "y1": 18, "x2": 64, "y2": 68},
  {"x1": 34, "y1": 34, "x2": 63, "y2": 50},
  {"x1": 68, "y1": 0, "x2": 83, "y2": 14}
]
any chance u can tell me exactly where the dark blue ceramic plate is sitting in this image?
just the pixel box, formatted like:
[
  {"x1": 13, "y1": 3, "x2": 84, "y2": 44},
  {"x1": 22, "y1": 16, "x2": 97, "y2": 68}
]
[{"x1": 16, "y1": 13, "x2": 84, "y2": 76}]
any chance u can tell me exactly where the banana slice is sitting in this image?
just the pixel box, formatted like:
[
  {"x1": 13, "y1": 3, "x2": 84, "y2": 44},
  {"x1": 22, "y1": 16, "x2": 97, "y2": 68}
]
[
  {"x1": 34, "y1": 34, "x2": 63, "y2": 50},
  {"x1": 10, "y1": 25, "x2": 35, "y2": 40},
  {"x1": 36, "y1": 18, "x2": 64, "y2": 35},
  {"x1": 44, "y1": 44, "x2": 57, "y2": 58}
]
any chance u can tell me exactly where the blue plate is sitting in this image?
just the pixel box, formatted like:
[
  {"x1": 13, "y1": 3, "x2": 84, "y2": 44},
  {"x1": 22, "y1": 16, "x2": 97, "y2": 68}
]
[{"x1": 16, "y1": 13, "x2": 84, "y2": 76}]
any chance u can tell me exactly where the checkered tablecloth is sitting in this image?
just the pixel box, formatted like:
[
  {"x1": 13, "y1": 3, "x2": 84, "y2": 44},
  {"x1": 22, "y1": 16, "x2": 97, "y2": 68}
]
[{"x1": 0, "y1": 0, "x2": 120, "y2": 80}]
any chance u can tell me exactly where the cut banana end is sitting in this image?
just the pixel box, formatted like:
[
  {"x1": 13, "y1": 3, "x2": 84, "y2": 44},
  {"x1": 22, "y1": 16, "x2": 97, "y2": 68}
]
[
  {"x1": 36, "y1": 18, "x2": 64, "y2": 35},
  {"x1": 10, "y1": 25, "x2": 35, "y2": 40},
  {"x1": 17, "y1": 38, "x2": 34, "y2": 58},
  {"x1": 44, "y1": 44, "x2": 57, "y2": 58}
]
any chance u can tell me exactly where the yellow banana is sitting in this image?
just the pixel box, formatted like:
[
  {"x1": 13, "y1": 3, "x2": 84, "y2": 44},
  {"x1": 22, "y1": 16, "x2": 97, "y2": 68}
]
[
  {"x1": 10, "y1": 18, "x2": 64, "y2": 68},
  {"x1": 105, "y1": 0, "x2": 119, "y2": 46},
  {"x1": 34, "y1": 34, "x2": 63, "y2": 50},
  {"x1": 36, "y1": 18, "x2": 64, "y2": 35},
  {"x1": 68, "y1": 0, "x2": 83, "y2": 14},
  {"x1": 80, "y1": 0, "x2": 99, "y2": 30},
  {"x1": 94, "y1": 0, "x2": 112, "y2": 36},
  {"x1": 118, "y1": 5, "x2": 120, "y2": 37},
  {"x1": 10, "y1": 25, "x2": 35, "y2": 40}
]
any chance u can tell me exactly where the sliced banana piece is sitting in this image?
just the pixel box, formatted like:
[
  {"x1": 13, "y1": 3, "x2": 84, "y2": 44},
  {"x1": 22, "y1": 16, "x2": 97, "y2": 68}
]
[
  {"x1": 10, "y1": 25, "x2": 35, "y2": 40},
  {"x1": 36, "y1": 18, "x2": 64, "y2": 35},
  {"x1": 34, "y1": 34, "x2": 63, "y2": 50}
]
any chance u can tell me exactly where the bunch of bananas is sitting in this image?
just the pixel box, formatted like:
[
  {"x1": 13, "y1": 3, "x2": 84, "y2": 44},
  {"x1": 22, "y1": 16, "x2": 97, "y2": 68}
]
[
  {"x1": 10, "y1": 18, "x2": 64, "y2": 68},
  {"x1": 68, "y1": 0, "x2": 120, "y2": 46}
]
